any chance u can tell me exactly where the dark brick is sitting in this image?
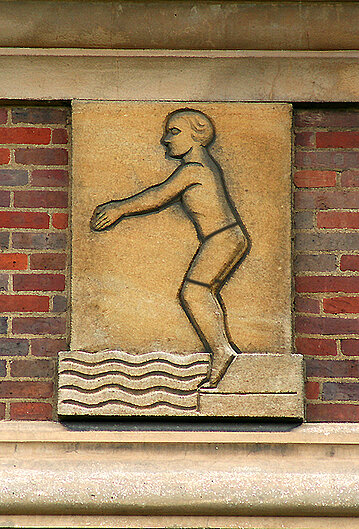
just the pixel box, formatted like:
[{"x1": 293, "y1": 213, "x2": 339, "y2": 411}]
[
  {"x1": 15, "y1": 148, "x2": 68, "y2": 166},
  {"x1": 306, "y1": 403, "x2": 359, "y2": 422},
  {"x1": 294, "y1": 211, "x2": 314, "y2": 229},
  {"x1": 52, "y1": 295, "x2": 67, "y2": 313},
  {"x1": 323, "y1": 382, "x2": 359, "y2": 401},
  {"x1": 0, "y1": 233, "x2": 9, "y2": 250},
  {"x1": 30, "y1": 253, "x2": 67, "y2": 270},
  {"x1": 0, "y1": 169, "x2": 28, "y2": 186},
  {"x1": 296, "y1": 276, "x2": 359, "y2": 293},
  {"x1": 12, "y1": 108, "x2": 68, "y2": 125},
  {"x1": 12, "y1": 232, "x2": 66, "y2": 250},
  {"x1": 31, "y1": 338, "x2": 67, "y2": 357},
  {"x1": 0, "y1": 360, "x2": 6, "y2": 377},
  {"x1": 294, "y1": 189, "x2": 359, "y2": 210},
  {"x1": 295, "y1": 296, "x2": 320, "y2": 314},
  {"x1": 52, "y1": 129, "x2": 68, "y2": 144},
  {"x1": 295, "y1": 337, "x2": 337, "y2": 356},
  {"x1": 296, "y1": 315, "x2": 359, "y2": 335},
  {"x1": 0, "y1": 403, "x2": 5, "y2": 419},
  {"x1": 0, "y1": 338, "x2": 29, "y2": 356},
  {"x1": 341, "y1": 170, "x2": 359, "y2": 187},
  {"x1": 14, "y1": 190, "x2": 68, "y2": 208},
  {"x1": 295, "y1": 110, "x2": 359, "y2": 129},
  {"x1": 342, "y1": 339, "x2": 359, "y2": 356},
  {"x1": 12, "y1": 317, "x2": 66, "y2": 335},
  {"x1": 295, "y1": 132, "x2": 315, "y2": 147},
  {"x1": 31, "y1": 169, "x2": 69, "y2": 187},
  {"x1": 10, "y1": 359, "x2": 54, "y2": 378},
  {"x1": 0, "y1": 275, "x2": 8, "y2": 291},
  {"x1": 13, "y1": 274, "x2": 65, "y2": 292},
  {"x1": 294, "y1": 254, "x2": 337, "y2": 273},
  {"x1": 306, "y1": 359, "x2": 359, "y2": 378},
  {"x1": 10, "y1": 402, "x2": 52, "y2": 421},
  {"x1": 295, "y1": 232, "x2": 359, "y2": 252},
  {"x1": 0, "y1": 108, "x2": 8, "y2": 124},
  {"x1": 0, "y1": 318, "x2": 7, "y2": 334},
  {"x1": 0, "y1": 191, "x2": 10, "y2": 207},
  {"x1": 0, "y1": 381, "x2": 52, "y2": 398},
  {"x1": 295, "y1": 150, "x2": 359, "y2": 170}
]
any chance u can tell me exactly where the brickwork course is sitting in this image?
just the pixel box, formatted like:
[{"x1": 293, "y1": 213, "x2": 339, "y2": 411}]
[
  {"x1": 0, "y1": 106, "x2": 70, "y2": 420},
  {"x1": 1, "y1": 104, "x2": 359, "y2": 422},
  {"x1": 294, "y1": 107, "x2": 359, "y2": 422}
]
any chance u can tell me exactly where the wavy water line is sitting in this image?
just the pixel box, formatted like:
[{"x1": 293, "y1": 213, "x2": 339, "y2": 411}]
[
  {"x1": 60, "y1": 399, "x2": 196, "y2": 411},
  {"x1": 58, "y1": 387, "x2": 197, "y2": 407},
  {"x1": 59, "y1": 369, "x2": 207, "y2": 382},
  {"x1": 58, "y1": 362, "x2": 209, "y2": 378},
  {"x1": 60, "y1": 357, "x2": 209, "y2": 369},
  {"x1": 59, "y1": 374, "x2": 206, "y2": 391},
  {"x1": 59, "y1": 350, "x2": 210, "y2": 366}
]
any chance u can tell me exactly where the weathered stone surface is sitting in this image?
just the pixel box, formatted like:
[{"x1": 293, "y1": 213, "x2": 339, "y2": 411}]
[{"x1": 71, "y1": 102, "x2": 292, "y2": 357}]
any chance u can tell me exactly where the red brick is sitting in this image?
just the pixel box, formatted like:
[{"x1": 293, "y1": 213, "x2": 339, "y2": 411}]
[
  {"x1": 294, "y1": 189, "x2": 359, "y2": 210},
  {"x1": 0, "y1": 254, "x2": 27, "y2": 270},
  {"x1": 295, "y1": 337, "x2": 337, "y2": 356},
  {"x1": 0, "y1": 109, "x2": 8, "y2": 124},
  {"x1": 52, "y1": 213, "x2": 68, "y2": 229},
  {"x1": 12, "y1": 317, "x2": 66, "y2": 335},
  {"x1": 295, "y1": 110, "x2": 359, "y2": 129},
  {"x1": 293, "y1": 170, "x2": 336, "y2": 188},
  {"x1": 305, "y1": 381, "x2": 320, "y2": 400},
  {"x1": 30, "y1": 253, "x2": 66, "y2": 270},
  {"x1": 0, "y1": 381, "x2": 52, "y2": 398},
  {"x1": 317, "y1": 211, "x2": 359, "y2": 229},
  {"x1": 0, "y1": 191, "x2": 10, "y2": 207},
  {"x1": 12, "y1": 108, "x2": 67, "y2": 125},
  {"x1": 31, "y1": 169, "x2": 69, "y2": 187},
  {"x1": 340, "y1": 255, "x2": 359, "y2": 272},
  {"x1": 295, "y1": 132, "x2": 315, "y2": 147},
  {"x1": 31, "y1": 338, "x2": 67, "y2": 357},
  {"x1": 296, "y1": 276, "x2": 359, "y2": 293},
  {"x1": 0, "y1": 295, "x2": 49, "y2": 312},
  {"x1": 324, "y1": 297, "x2": 359, "y2": 314},
  {"x1": 0, "y1": 127, "x2": 51, "y2": 145},
  {"x1": 52, "y1": 129, "x2": 68, "y2": 144},
  {"x1": 0, "y1": 149, "x2": 10, "y2": 164},
  {"x1": 0, "y1": 212, "x2": 49, "y2": 229},
  {"x1": 10, "y1": 402, "x2": 52, "y2": 420},
  {"x1": 10, "y1": 359, "x2": 54, "y2": 378},
  {"x1": 341, "y1": 170, "x2": 359, "y2": 187},
  {"x1": 0, "y1": 403, "x2": 5, "y2": 420},
  {"x1": 316, "y1": 131, "x2": 359, "y2": 149},
  {"x1": 296, "y1": 315, "x2": 359, "y2": 335},
  {"x1": 306, "y1": 358, "x2": 359, "y2": 378},
  {"x1": 341, "y1": 339, "x2": 359, "y2": 356},
  {"x1": 13, "y1": 274, "x2": 65, "y2": 292},
  {"x1": 15, "y1": 148, "x2": 68, "y2": 166},
  {"x1": 12, "y1": 232, "x2": 66, "y2": 250},
  {"x1": 295, "y1": 296, "x2": 320, "y2": 314},
  {"x1": 14, "y1": 190, "x2": 68, "y2": 208},
  {"x1": 295, "y1": 150, "x2": 359, "y2": 170},
  {"x1": 306, "y1": 403, "x2": 359, "y2": 422}
]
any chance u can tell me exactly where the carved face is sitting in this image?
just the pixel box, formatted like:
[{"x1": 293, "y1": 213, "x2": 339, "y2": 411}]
[{"x1": 163, "y1": 116, "x2": 196, "y2": 158}]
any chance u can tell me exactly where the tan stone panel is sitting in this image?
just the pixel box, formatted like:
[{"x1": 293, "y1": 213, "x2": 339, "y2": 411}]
[
  {"x1": 1, "y1": 2, "x2": 359, "y2": 50},
  {"x1": 71, "y1": 102, "x2": 292, "y2": 357}
]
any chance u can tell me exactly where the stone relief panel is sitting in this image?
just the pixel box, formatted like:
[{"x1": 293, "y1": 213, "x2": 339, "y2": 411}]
[{"x1": 58, "y1": 102, "x2": 303, "y2": 418}]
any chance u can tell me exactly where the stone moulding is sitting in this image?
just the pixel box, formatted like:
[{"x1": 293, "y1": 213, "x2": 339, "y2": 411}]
[{"x1": 0, "y1": 423, "x2": 359, "y2": 528}]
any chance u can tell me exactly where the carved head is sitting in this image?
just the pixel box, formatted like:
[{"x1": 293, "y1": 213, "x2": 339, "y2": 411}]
[{"x1": 163, "y1": 109, "x2": 215, "y2": 158}]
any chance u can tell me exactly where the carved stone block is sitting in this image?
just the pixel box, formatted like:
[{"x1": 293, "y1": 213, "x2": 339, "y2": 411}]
[{"x1": 58, "y1": 101, "x2": 303, "y2": 418}]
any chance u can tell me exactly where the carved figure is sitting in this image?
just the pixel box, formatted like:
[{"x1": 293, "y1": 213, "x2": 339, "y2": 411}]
[{"x1": 90, "y1": 109, "x2": 250, "y2": 387}]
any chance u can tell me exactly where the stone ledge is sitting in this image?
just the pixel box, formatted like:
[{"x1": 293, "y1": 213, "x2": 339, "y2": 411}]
[{"x1": 0, "y1": 422, "x2": 358, "y2": 525}]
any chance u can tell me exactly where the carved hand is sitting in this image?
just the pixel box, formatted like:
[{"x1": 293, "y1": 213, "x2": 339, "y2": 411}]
[{"x1": 90, "y1": 203, "x2": 122, "y2": 231}]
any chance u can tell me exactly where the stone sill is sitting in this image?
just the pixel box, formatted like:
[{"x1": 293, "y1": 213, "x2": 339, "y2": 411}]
[{"x1": 0, "y1": 422, "x2": 359, "y2": 528}]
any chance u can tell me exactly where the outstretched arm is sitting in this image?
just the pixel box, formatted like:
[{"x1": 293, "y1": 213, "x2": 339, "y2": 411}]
[{"x1": 90, "y1": 165, "x2": 200, "y2": 231}]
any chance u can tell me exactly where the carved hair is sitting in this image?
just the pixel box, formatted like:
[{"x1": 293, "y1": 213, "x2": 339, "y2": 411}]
[{"x1": 167, "y1": 109, "x2": 215, "y2": 147}]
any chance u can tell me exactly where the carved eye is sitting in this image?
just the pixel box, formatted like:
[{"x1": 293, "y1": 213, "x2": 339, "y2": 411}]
[{"x1": 170, "y1": 127, "x2": 181, "y2": 135}]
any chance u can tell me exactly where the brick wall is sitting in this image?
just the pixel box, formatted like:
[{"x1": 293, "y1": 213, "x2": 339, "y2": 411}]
[
  {"x1": 294, "y1": 108, "x2": 359, "y2": 422},
  {"x1": 0, "y1": 106, "x2": 70, "y2": 420},
  {"x1": 1, "y1": 104, "x2": 359, "y2": 422}
]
